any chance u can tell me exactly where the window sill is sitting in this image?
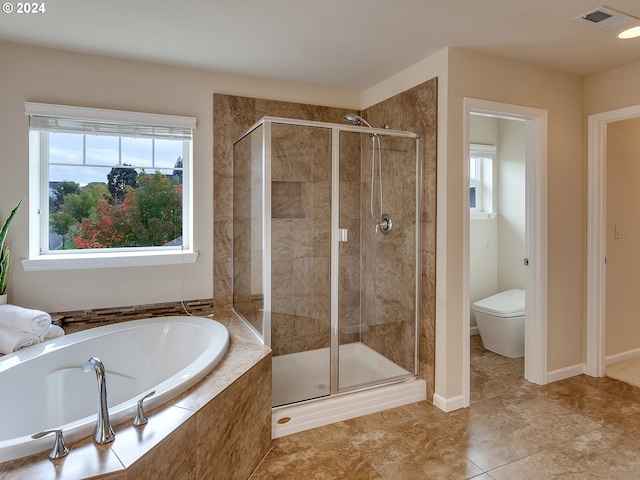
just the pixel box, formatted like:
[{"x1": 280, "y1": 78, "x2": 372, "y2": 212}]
[
  {"x1": 21, "y1": 250, "x2": 199, "y2": 272},
  {"x1": 470, "y1": 212, "x2": 497, "y2": 220}
]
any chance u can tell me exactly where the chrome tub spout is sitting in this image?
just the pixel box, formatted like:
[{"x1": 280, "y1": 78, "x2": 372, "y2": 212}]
[{"x1": 83, "y1": 357, "x2": 115, "y2": 444}]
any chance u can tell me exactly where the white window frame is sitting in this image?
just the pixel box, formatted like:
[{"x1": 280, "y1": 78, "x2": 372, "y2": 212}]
[
  {"x1": 469, "y1": 143, "x2": 496, "y2": 216},
  {"x1": 22, "y1": 102, "x2": 198, "y2": 271}
]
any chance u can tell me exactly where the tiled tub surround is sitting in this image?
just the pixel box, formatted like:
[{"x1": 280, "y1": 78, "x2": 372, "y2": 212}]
[{"x1": 0, "y1": 311, "x2": 272, "y2": 480}]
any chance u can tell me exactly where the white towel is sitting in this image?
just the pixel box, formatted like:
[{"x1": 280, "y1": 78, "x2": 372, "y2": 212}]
[
  {"x1": 39, "y1": 324, "x2": 65, "y2": 342},
  {"x1": 0, "y1": 304, "x2": 51, "y2": 334},
  {"x1": 0, "y1": 325, "x2": 40, "y2": 354}
]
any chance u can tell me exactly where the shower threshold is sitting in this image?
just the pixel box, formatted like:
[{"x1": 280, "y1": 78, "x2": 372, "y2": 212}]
[
  {"x1": 272, "y1": 377, "x2": 426, "y2": 438},
  {"x1": 272, "y1": 342, "x2": 426, "y2": 438}
]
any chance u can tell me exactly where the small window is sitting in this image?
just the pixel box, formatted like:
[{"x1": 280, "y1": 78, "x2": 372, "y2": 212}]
[
  {"x1": 24, "y1": 103, "x2": 197, "y2": 270},
  {"x1": 469, "y1": 144, "x2": 496, "y2": 213},
  {"x1": 469, "y1": 184, "x2": 478, "y2": 209}
]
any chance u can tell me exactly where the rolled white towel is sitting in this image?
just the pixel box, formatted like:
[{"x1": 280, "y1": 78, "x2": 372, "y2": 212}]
[
  {"x1": 0, "y1": 304, "x2": 51, "y2": 334},
  {"x1": 0, "y1": 325, "x2": 40, "y2": 354},
  {"x1": 39, "y1": 324, "x2": 65, "y2": 342}
]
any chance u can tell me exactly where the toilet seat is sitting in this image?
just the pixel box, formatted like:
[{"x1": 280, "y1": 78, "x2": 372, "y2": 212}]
[{"x1": 472, "y1": 289, "x2": 524, "y2": 318}]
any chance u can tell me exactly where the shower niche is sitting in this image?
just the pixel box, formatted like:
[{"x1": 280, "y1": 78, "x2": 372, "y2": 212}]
[{"x1": 232, "y1": 116, "x2": 421, "y2": 409}]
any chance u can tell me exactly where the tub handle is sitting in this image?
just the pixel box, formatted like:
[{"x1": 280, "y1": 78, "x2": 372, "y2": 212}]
[
  {"x1": 31, "y1": 429, "x2": 69, "y2": 460},
  {"x1": 133, "y1": 390, "x2": 156, "y2": 426}
]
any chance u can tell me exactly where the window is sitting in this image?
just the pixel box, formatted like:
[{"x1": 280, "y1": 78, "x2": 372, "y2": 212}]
[
  {"x1": 469, "y1": 156, "x2": 480, "y2": 210},
  {"x1": 23, "y1": 103, "x2": 197, "y2": 271},
  {"x1": 469, "y1": 144, "x2": 496, "y2": 213}
]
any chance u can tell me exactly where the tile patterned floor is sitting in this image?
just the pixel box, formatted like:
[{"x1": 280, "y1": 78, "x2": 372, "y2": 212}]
[{"x1": 251, "y1": 335, "x2": 640, "y2": 479}]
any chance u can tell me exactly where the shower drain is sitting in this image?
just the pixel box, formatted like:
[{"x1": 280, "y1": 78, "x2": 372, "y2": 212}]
[{"x1": 315, "y1": 382, "x2": 329, "y2": 390}]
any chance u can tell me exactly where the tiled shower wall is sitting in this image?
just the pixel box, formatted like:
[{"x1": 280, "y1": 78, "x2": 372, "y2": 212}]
[
  {"x1": 361, "y1": 82, "x2": 438, "y2": 398},
  {"x1": 270, "y1": 124, "x2": 333, "y2": 355},
  {"x1": 359, "y1": 135, "x2": 420, "y2": 372},
  {"x1": 213, "y1": 78, "x2": 437, "y2": 399}
]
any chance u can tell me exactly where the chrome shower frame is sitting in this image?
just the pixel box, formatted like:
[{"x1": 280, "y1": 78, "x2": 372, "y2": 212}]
[{"x1": 232, "y1": 115, "x2": 423, "y2": 398}]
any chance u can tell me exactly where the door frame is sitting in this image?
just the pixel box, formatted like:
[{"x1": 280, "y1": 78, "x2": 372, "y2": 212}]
[
  {"x1": 586, "y1": 104, "x2": 640, "y2": 376},
  {"x1": 462, "y1": 98, "x2": 548, "y2": 406}
]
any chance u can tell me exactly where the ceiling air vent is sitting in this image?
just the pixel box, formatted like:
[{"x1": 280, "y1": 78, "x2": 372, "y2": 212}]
[{"x1": 574, "y1": 6, "x2": 638, "y2": 30}]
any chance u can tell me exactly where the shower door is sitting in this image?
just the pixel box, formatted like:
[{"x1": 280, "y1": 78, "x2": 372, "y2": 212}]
[
  {"x1": 336, "y1": 130, "x2": 420, "y2": 392},
  {"x1": 269, "y1": 122, "x2": 333, "y2": 406},
  {"x1": 233, "y1": 117, "x2": 420, "y2": 408},
  {"x1": 232, "y1": 124, "x2": 266, "y2": 341}
]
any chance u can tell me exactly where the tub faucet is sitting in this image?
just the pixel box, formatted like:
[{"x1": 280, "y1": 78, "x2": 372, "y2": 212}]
[{"x1": 83, "y1": 357, "x2": 115, "y2": 444}]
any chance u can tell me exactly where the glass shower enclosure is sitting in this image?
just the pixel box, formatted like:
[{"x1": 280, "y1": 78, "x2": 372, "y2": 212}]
[{"x1": 232, "y1": 116, "x2": 421, "y2": 408}]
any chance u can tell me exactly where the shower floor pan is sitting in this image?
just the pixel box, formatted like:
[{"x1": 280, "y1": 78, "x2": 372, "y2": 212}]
[
  {"x1": 272, "y1": 342, "x2": 409, "y2": 407},
  {"x1": 272, "y1": 342, "x2": 426, "y2": 438}
]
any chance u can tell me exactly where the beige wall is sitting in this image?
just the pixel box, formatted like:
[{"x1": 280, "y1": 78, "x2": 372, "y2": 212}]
[
  {"x1": 585, "y1": 60, "x2": 640, "y2": 115},
  {"x1": 445, "y1": 48, "x2": 585, "y2": 396},
  {"x1": 585, "y1": 60, "x2": 640, "y2": 360},
  {"x1": 606, "y1": 117, "x2": 640, "y2": 356},
  {"x1": 0, "y1": 41, "x2": 358, "y2": 312}
]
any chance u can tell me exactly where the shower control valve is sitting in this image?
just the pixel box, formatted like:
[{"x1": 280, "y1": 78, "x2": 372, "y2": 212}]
[{"x1": 376, "y1": 214, "x2": 393, "y2": 235}]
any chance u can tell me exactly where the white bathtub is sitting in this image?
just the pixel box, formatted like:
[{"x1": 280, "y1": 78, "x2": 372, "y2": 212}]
[{"x1": 0, "y1": 315, "x2": 229, "y2": 463}]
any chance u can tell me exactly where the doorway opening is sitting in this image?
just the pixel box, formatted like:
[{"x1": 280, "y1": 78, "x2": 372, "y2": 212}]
[
  {"x1": 463, "y1": 98, "x2": 548, "y2": 407},
  {"x1": 468, "y1": 116, "x2": 526, "y2": 401},
  {"x1": 586, "y1": 104, "x2": 640, "y2": 379}
]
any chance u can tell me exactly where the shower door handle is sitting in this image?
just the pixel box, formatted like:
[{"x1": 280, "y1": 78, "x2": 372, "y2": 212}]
[{"x1": 339, "y1": 228, "x2": 348, "y2": 242}]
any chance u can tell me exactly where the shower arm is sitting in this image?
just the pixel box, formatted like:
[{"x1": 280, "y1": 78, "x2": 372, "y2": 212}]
[{"x1": 345, "y1": 113, "x2": 387, "y2": 232}]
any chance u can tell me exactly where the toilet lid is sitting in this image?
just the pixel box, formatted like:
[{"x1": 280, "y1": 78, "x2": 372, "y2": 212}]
[{"x1": 472, "y1": 289, "x2": 525, "y2": 318}]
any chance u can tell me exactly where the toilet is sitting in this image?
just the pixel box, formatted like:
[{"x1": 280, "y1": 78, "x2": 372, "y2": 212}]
[{"x1": 472, "y1": 289, "x2": 525, "y2": 358}]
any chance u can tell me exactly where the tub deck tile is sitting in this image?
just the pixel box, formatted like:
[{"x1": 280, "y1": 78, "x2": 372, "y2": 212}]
[
  {"x1": 0, "y1": 435, "x2": 126, "y2": 480},
  {"x1": 110, "y1": 404, "x2": 194, "y2": 468}
]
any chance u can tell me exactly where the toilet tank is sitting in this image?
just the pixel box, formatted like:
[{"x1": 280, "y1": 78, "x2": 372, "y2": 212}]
[{"x1": 473, "y1": 289, "x2": 525, "y2": 318}]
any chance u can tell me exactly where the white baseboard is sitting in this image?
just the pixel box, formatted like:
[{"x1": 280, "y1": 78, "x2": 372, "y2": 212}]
[
  {"x1": 605, "y1": 347, "x2": 640, "y2": 366},
  {"x1": 546, "y1": 363, "x2": 585, "y2": 383},
  {"x1": 470, "y1": 326, "x2": 479, "y2": 336},
  {"x1": 546, "y1": 349, "x2": 640, "y2": 381},
  {"x1": 432, "y1": 392, "x2": 466, "y2": 412}
]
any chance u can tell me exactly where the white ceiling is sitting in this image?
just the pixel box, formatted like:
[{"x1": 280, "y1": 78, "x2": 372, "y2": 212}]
[{"x1": 1, "y1": 0, "x2": 640, "y2": 91}]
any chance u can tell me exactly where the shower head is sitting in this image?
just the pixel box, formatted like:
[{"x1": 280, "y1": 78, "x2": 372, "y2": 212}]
[{"x1": 344, "y1": 113, "x2": 374, "y2": 129}]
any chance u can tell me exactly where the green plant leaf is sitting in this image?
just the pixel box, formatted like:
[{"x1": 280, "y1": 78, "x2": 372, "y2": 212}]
[
  {"x1": 0, "y1": 248, "x2": 9, "y2": 295},
  {"x1": 0, "y1": 198, "x2": 23, "y2": 296},
  {"x1": 0, "y1": 198, "x2": 23, "y2": 257}
]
